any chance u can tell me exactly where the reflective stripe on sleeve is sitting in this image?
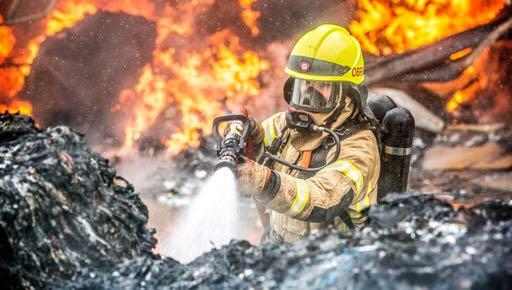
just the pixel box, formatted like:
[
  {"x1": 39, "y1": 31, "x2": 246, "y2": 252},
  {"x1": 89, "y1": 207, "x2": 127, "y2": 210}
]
[
  {"x1": 348, "y1": 210, "x2": 361, "y2": 219},
  {"x1": 350, "y1": 184, "x2": 374, "y2": 219},
  {"x1": 262, "y1": 118, "x2": 277, "y2": 147},
  {"x1": 286, "y1": 179, "x2": 310, "y2": 217},
  {"x1": 285, "y1": 146, "x2": 294, "y2": 161},
  {"x1": 320, "y1": 160, "x2": 364, "y2": 192},
  {"x1": 356, "y1": 194, "x2": 371, "y2": 212}
]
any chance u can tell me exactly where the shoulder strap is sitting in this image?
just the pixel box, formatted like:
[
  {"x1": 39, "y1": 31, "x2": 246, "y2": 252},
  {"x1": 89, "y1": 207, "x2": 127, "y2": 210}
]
[{"x1": 310, "y1": 116, "x2": 378, "y2": 169}]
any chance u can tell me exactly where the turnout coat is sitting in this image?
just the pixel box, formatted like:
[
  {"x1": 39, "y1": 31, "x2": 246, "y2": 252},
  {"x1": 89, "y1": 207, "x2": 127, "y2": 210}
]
[{"x1": 251, "y1": 100, "x2": 380, "y2": 243}]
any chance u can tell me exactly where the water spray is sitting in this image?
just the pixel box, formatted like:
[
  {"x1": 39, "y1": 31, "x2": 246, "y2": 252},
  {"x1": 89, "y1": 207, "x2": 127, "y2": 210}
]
[{"x1": 163, "y1": 113, "x2": 253, "y2": 263}]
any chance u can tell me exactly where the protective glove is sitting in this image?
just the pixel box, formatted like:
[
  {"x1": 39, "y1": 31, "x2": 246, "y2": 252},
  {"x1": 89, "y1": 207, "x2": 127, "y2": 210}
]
[
  {"x1": 247, "y1": 117, "x2": 264, "y2": 145},
  {"x1": 237, "y1": 158, "x2": 271, "y2": 197},
  {"x1": 220, "y1": 117, "x2": 262, "y2": 145}
]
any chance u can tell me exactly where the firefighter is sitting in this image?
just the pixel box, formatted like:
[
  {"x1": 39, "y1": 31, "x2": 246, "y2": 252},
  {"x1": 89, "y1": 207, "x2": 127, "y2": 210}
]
[{"x1": 238, "y1": 24, "x2": 381, "y2": 243}]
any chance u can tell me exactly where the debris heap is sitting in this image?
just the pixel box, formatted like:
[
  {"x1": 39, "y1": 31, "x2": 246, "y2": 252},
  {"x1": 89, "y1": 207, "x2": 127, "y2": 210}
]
[
  {"x1": 68, "y1": 193, "x2": 512, "y2": 289},
  {"x1": 0, "y1": 114, "x2": 156, "y2": 289},
  {"x1": 0, "y1": 114, "x2": 511, "y2": 289}
]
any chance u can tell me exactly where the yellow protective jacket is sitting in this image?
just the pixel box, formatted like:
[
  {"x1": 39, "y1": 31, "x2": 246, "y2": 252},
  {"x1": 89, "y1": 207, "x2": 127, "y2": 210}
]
[{"x1": 252, "y1": 102, "x2": 380, "y2": 243}]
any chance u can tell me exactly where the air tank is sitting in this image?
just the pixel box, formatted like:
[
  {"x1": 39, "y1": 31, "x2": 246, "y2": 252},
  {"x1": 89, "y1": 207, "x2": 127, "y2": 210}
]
[{"x1": 378, "y1": 107, "x2": 415, "y2": 199}]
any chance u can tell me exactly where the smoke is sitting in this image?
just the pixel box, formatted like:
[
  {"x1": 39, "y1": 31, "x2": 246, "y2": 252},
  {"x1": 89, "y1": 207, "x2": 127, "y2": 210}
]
[{"x1": 21, "y1": 11, "x2": 157, "y2": 145}]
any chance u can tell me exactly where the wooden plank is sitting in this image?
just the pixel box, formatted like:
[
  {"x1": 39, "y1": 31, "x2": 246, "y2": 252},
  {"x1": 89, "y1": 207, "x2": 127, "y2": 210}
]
[
  {"x1": 445, "y1": 123, "x2": 505, "y2": 133},
  {"x1": 366, "y1": 15, "x2": 512, "y2": 85},
  {"x1": 422, "y1": 143, "x2": 512, "y2": 170}
]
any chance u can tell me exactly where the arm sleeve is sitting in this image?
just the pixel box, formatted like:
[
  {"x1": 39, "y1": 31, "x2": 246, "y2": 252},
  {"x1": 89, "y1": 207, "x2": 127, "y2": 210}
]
[
  {"x1": 263, "y1": 130, "x2": 379, "y2": 224},
  {"x1": 252, "y1": 113, "x2": 285, "y2": 161}
]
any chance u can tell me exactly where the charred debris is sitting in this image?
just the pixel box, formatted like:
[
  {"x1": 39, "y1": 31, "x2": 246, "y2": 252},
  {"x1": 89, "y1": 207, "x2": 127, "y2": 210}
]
[
  {"x1": 0, "y1": 113, "x2": 511, "y2": 289},
  {"x1": 0, "y1": 113, "x2": 156, "y2": 289}
]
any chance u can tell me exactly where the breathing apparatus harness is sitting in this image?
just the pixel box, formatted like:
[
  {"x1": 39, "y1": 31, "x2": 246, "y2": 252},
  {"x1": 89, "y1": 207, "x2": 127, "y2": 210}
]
[
  {"x1": 257, "y1": 111, "x2": 342, "y2": 174},
  {"x1": 257, "y1": 81, "x2": 379, "y2": 175},
  {"x1": 308, "y1": 83, "x2": 381, "y2": 169}
]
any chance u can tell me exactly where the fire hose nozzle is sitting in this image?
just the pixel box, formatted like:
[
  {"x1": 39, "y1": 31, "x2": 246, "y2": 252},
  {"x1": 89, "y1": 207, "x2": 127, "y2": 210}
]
[
  {"x1": 212, "y1": 113, "x2": 251, "y2": 172},
  {"x1": 214, "y1": 156, "x2": 237, "y2": 172}
]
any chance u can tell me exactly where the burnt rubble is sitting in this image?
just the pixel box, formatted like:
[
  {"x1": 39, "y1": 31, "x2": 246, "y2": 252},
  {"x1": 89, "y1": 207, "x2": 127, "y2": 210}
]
[
  {"x1": 1, "y1": 113, "x2": 511, "y2": 289},
  {"x1": 62, "y1": 193, "x2": 512, "y2": 289},
  {"x1": 0, "y1": 113, "x2": 156, "y2": 289}
]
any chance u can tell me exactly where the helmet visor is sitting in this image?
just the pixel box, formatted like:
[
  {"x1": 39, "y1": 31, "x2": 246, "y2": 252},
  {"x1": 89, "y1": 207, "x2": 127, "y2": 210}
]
[{"x1": 290, "y1": 79, "x2": 341, "y2": 112}]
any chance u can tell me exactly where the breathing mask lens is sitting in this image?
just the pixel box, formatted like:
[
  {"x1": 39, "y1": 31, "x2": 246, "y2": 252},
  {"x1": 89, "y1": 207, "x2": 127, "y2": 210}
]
[{"x1": 290, "y1": 79, "x2": 341, "y2": 112}]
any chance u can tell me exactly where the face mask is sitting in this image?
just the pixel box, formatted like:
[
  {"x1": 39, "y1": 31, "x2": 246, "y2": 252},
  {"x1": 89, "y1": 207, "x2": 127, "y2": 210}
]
[
  {"x1": 290, "y1": 79, "x2": 342, "y2": 113},
  {"x1": 300, "y1": 96, "x2": 345, "y2": 127}
]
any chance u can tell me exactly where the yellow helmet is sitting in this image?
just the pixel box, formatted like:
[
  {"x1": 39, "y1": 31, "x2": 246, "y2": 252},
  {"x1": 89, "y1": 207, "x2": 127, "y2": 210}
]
[{"x1": 285, "y1": 24, "x2": 364, "y2": 85}]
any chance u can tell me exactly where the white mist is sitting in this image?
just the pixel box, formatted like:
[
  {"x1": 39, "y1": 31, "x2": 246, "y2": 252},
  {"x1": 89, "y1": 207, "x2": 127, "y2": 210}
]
[{"x1": 162, "y1": 167, "x2": 240, "y2": 263}]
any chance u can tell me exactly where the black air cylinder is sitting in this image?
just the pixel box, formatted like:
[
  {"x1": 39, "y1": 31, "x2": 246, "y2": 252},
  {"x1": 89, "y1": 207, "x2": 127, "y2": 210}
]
[
  {"x1": 378, "y1": 107, "x2": 415, "y2": 200},
  {"x1": 368, "y1": 94, "x2": 397, "y2": 123}
]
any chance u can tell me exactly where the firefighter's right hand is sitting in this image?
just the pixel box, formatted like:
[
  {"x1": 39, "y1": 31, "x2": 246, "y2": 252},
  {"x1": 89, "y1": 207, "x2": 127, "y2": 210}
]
[
  {"x1": 247, "y1": 117, "x2": 265, "y2": 151},
  {"x1": 220, "y1": 117, "x2": 259, "y2": 137},
  {"x1": 237, "y1": 158, "x2": 271, "y2": 197}
]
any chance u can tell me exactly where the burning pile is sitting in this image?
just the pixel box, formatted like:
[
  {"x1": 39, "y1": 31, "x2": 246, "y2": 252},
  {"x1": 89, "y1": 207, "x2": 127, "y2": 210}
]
[
  {"x1": 0, "y1": 0, "x2": 271, "y2": 155},
  {"x1": 352, "y1": 0, "x2": 512, "y2": 124},
  {"x1": 349, "y1": 0, "x2": 505, "y2": 55},
  {"x1": 1, "y1": 113, "x2": 511, "y2": 289},
  {"x1": 1, "y1": 0, "x2": 511, "y2": 156}
]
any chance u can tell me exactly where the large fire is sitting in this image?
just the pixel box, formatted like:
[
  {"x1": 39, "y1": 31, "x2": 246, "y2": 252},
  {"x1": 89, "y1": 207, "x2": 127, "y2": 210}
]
[
  {"x1": 0, "y1": 14, "x2": 32, "y2": 115},
  {"x1": 349, "y1": 0, "x2": 506, "y2": 114},
  {"x1": 0, "y1": 0, "x2": 508, "y2": 155},
  {"x1": 0, "y1": 0, "x2": 268, "y2": 154},
  {"x1": 349, "y1": 0, "x2": 505, "y2": 56}
]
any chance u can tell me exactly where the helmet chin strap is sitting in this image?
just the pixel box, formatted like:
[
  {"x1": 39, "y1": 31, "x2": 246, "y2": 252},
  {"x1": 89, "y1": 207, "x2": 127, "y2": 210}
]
[{"x1": 325, "y1": 94, "x2": 347, "y2": 128}]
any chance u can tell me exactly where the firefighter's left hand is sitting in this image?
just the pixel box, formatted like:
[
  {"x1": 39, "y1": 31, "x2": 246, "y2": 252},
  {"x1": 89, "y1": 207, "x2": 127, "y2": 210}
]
[{"x1": 237, "y1": 158, "x2": 271, "y2": 197}]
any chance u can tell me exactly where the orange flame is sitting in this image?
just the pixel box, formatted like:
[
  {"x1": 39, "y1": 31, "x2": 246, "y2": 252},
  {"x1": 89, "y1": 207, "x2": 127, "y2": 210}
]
[
  {"x1": 240, "y1": 0, "x2": 261, "y2": 36},
  {"x1": 0, "y1": 18, "x2": 15, "y2": 63},
  {"x1": 349, "y1": 0, "x2": 506, "y2": 114},
  {"x1": 109, "y1": 0, "x2": 269, "y2": 154},
  {"x1": 0, "y1": 15, "x2": 32, "y2": 114},
  {"x1": 162, "y1": 30, "x2": 269, "y2": 154},
  {"x1": 449, "y1": 47, "x2": 473, "y2": 61},
  {"x1": 0, "y1": 0, "x2": 99, "y2": 115},
  {"x1": 0, "y1": 0, "x2": 268, "y2": 154},
  {"x1": 349, "y1": 0, "x2": 505, "y2": 56},
  {"x1": 46, "y1": 1, "x2": 98, "y2": 36}
]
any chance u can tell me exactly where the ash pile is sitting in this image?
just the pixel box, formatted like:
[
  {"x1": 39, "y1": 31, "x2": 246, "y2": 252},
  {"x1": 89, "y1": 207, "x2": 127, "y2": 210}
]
[
  {"x1": 1, "y1": 113, "x2": 512, "y2": 289},
  {"x1": 0, "y1": 113, "x2": 156, "y2": 289},
  {"x1": 62, "y1": 193, "x2": 512, "y2": 289}
]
